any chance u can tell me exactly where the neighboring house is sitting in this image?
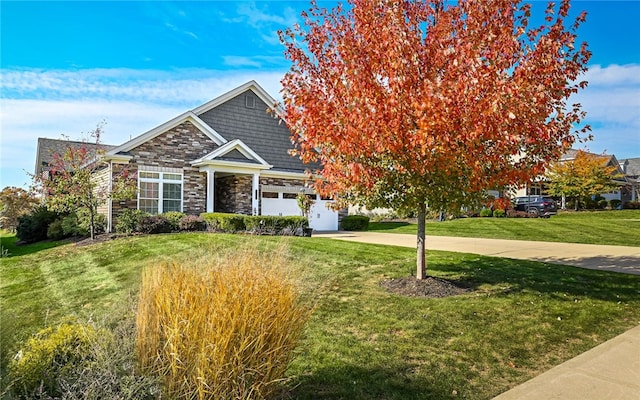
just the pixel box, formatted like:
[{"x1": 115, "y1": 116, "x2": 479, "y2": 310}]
[
  {"x1": 513, "y1": 148, "x2": 632, "y2": 206},
  {"x1": 619, "y1": 157, "x2": 640, "y2": 202},
  {"x1": 35, "y1": 81, "x2": 341, "y2": 231},
  {"x1": 35, "y1": 138, "x2": 115, "y2": 176}
]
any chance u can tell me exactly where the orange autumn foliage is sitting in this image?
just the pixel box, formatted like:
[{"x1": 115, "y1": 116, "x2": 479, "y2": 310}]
[{"x1": 280, "y1": 0, "x2": 591, "y2": 276}]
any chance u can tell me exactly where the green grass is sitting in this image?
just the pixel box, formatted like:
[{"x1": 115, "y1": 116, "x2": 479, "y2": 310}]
[
  {"x1": 0, "y1": 232, "x2": 70, "y2": 257},
  {"x1": 2, "y1": 232, "x2": 639, "y2": 399},
  {"x1": 369, "y1": 210, "x2": 640, "y2": 246}
]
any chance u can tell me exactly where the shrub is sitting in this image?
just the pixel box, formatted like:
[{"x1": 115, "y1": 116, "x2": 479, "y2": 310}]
[
  {"x1": 16, "y1": 205, "x2": 60, "y2": 243},
  {"x1": 200, "y1": 212, "x2": 246, "y2": 232},
  {"x1": 609, "y1": 199, "x2": 622, "y2": 209},
  {"x1": 55, "y1": 317, "x2": 160, "y2": 400},
  {"x1": 138, "y1": 215, "x2": 172, "y2": 234},
  {"x1": 136, "y1": 246, "x2": 312, "y2": 400},
  {"x1": 585, "y1": 195, "x2": 605, "y2": 210},
  {"x1": 493, "y1": 209, "x2": 506, "y2": 218},
  {"x1": 623, "y1": 201, "x2": 640, "y2": 210},
  {"x1": 506, "y1": 209, "x2": 531, "y2": 218},
  {"x1": 244, "y1": 215, "x2": 308, "y2": 235},
  {"x1": 47, "y1": 218, "x2": 66, "y2": 240},
  {"x1": 61, "y1": 212, "x2": 81, "y2": 236},
  {"x1": 464, "y1": 210, "x2": 480, "y2": 218},
  {"x1": 115, "y1": 209, "x2": 148, "y2": 233},
  {"x1": 597, "y1": 199, "x2": 608, "y2": 209},
  {"x1": 178, "y1": 215, "x2": 207, "y2": 232},
  {"x1": 8, "y1": 321, "x2": 100, "y2": 398},
  {"x1": 8, "y1": 318, "x2": 160, "y2": 400},
  {"x1": 479, "y1": 208, "x2": 493, "y2": 217},
  {"x1": 341, "y1": 215, "x2": 370, "y2": 231},
  {"x1": 161, "y1": 211, "x2": 186, "y2": 231},
  {"x1": 76, "y1": 209, "x2": 107, "y2": 236}
]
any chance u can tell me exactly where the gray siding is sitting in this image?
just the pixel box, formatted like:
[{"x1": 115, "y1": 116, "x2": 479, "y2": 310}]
[{"x1": 197, "y1": 90, "x2": 320, "y2": 173}]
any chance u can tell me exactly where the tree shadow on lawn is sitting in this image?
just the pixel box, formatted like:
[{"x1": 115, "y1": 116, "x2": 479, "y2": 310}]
[
  {"x1": 288, "y1": 363, "x2": 461, "y2": 400},
  {"x1": 0, "y1": 234, "x2": 71, "y2": 258},
  {"x1": 368, "y1": 221, "x2": 412, "y2": 231},
  {"x1": 430, "y1": 254, "x2": 640, "y2": 303}
]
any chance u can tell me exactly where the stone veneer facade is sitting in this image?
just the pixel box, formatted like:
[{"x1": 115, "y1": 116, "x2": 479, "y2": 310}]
[
  {"x1": 111, "y1": 121, "x2": 218, "y2": 225},
  {"x1": 215, "y1": 175, "x2": 253, "y2": 215}
]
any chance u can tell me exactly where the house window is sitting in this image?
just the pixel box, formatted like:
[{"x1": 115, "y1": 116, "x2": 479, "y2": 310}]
[
  {"x1": 245, "y1": 95, "x2": 256, "y2": 109},
  {"x1": 528, "y1": 184, "x2": 542, "y2": 196},
  {"x1": 262, "y1": 191, "x2": 278, "y2": 199},
  {"x1": 139, "y1": 171, "x2": 183, "y2": 214}
]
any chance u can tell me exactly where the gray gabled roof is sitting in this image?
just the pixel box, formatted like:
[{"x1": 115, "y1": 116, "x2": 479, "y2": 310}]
[
  {"x1": 619, "y1": 158, "x2": 640, "y2": 179},
  {"x1": 35, "y1": 138, "x2": 115, "y2": 175}
]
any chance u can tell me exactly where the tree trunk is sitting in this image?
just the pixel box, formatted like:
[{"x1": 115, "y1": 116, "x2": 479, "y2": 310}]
[
  {"x1": 89, "y1": 208, "x2": 95, "y2": 240},
  {"x1": 416, "y1": 202, "x2": 427, "y2": 280}
]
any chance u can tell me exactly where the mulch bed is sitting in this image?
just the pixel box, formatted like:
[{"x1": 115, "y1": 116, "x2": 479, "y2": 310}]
[{"x1": 380, "y1": 276, "x2": 470, "y2": 298}]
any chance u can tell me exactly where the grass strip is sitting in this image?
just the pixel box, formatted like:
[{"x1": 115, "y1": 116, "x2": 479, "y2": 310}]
[{"x1": 368, "y1": 210, "x2": 640, "y2": 247}]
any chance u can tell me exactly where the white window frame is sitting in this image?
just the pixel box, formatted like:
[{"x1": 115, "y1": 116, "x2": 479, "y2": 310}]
[{"x1": 137, "y1": 167, "x2": 184, "y2": 214}]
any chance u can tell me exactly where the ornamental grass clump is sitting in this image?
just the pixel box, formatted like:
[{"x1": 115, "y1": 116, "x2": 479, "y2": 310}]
[{"x1": 136, "y1": 245, "x2": 312, "y2": 399}]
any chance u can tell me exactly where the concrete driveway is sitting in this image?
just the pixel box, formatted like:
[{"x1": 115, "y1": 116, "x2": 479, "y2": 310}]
[{"x1": 315, "y1": 231, "x2": 640, "y2": 275}]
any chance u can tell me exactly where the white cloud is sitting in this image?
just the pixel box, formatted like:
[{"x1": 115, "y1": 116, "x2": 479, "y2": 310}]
[
  {"x1": 570, "y1": 64, "x2": 640, "y2": 158},
  {"x1": 1, "y1": 68, "x2": 285, "y2": 105},
  {"x1": 235, "y1": 2, "x2": 297, "y2": 28},
  {"x1": 227, "y1": 2, "x2": 297, "y2": 46},
  {"x1": 164, "y1": 22, "x2": 199, "y2": 40},
  {"x1": 222, "y1": 56, "x2": 263, "y2": 68},
  {"x1": 222, "y1": 55, "x2": 286, "y2": 68},
  {"x1": 0, "y1": 69, "x2": 287, "y2": 188},
  {"x1": 583, "y1": 64, "x2": 640, "y2": 87}
]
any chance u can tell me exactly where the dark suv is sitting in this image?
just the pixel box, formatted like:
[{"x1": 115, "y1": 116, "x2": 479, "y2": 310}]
[{"x1": 513, "y1": 196, "x2": 557, "y2": 217}]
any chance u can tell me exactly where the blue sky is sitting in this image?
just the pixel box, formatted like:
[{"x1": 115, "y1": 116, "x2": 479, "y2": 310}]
[{"x1": 1, "y1": 0, "x2": 639, "y2": 189}]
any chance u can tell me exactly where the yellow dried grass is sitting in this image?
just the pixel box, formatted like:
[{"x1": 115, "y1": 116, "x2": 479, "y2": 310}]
[{"x1": 136, "y1": 244, "x2": 311, "y2": 399}]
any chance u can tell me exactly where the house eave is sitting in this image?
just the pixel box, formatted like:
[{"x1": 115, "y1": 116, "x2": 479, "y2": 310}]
[
  {"x1": 102, "y1": 154, "x2": 132, "y2": 164},
  {"x1": 191, "y1": 80, "x2": 284, "y2": 117},
  {"x1": 106, "y1": 112, "x2": 227, "y2": 156},
  {"x1": 192, "y1": 139, "x2": 270, "y2": 167},
  {"x1": 192, "y1": 159, "x2": 273, "y2": 171},
  {"x1": 261, "y1": 170, "x2": 322, "y2": 180}
]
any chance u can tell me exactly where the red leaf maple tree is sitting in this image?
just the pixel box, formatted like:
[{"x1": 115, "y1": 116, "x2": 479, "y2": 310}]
[{"x1": 280, "y1": 0, "x2": 591, "y2": 279}]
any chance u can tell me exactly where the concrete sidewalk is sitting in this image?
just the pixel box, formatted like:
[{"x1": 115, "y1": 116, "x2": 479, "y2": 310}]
[
  {"x1": 315, "y1": 231, "x2": 640, "y2": 399},
  {"x1": 315, "y1": 231, "x2": 640, "y2": 275},
  {"x1": 493, "y1": 325, "x2": 640, "y2": 400}
]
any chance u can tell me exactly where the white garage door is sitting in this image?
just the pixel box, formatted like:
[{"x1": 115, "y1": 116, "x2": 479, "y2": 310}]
[{"x1": 261, "y1": 189, "x2": 338, "y2": 231}]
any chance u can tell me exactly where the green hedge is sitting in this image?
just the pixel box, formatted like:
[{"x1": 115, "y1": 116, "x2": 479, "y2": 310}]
[
  {"x1": 244, "y1": 215, "x2": 308, "y2": 235},
  {"x1": 200, "y1": 213, "x2": 310, "y2": 235},
  {"x1": 200, "y1": 213, "x2": 246, "y2": 232},
  {"x1": 341, "y1": 215, "x2": 370, "y2": 231},
  {"x1": 479, "y1": 208, "x2": 493, "y2": 217}
]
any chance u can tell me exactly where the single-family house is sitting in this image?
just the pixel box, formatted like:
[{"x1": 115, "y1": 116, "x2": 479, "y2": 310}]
[
  {"x1": 513, "y1": 148, "x2": 633, "y2": 207},
  {"x1": 35, "y1": 81, "x2": 341, "y2": 232},
  {"x1": 619, "y1": 158, "x2": 640, "y2": 202}
]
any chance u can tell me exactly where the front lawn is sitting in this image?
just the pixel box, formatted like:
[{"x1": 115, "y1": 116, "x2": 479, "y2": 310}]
[
  {"x1": 1, "y1": 232, "x2": 639, "y2": 399},
  {"x1": 369, "y1": 210, "x2": 640, "y2": 246}
]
